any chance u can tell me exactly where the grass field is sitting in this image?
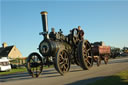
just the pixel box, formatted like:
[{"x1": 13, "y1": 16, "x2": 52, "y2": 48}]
[
  {"x1": 88, "y1": 70, "x2": 128, "y2": 85},
  {"x1": 0, "y1": 68, "x2": 27, "y2": 75},
  {"x1": 0, "y1": 65, "x2": 53, "y2": 75}
]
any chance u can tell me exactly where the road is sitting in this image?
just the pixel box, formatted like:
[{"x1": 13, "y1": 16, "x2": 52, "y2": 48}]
[{"x1": 1, "y1": 57, "x2": 128, "y2": 85}]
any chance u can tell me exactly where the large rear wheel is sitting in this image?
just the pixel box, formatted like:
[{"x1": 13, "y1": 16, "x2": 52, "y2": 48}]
[{"x1": 78, "y1": 40, "x2": 93, "y2": 70}]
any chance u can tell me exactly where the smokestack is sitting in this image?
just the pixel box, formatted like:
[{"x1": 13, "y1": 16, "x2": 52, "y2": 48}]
[{"x1": 40, "y1": 11, "x2": 48, "y2": 34}]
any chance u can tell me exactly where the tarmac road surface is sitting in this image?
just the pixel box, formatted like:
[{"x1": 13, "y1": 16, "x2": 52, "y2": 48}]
[{"x1": 1, "y1": 57, "x2": 128, "y2": 85}]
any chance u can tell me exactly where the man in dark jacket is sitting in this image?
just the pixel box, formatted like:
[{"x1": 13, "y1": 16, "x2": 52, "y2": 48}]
[
  {"x1": 78, "y1": 26, "x2": 84, "y2": 40},
  {"x1": 49, "y1": 28, "x2": 56, "y2": 40}
]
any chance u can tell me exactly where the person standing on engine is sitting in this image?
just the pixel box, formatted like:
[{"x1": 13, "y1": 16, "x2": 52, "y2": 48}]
[
  {"x1": 78, "y1": 26, "x2": 84, "y2": 40},
  {"x1": 49, "y1": 27, "x2": 56, "y2": 40}
]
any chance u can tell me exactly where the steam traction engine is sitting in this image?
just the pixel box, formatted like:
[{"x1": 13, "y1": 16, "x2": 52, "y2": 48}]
[{"x1": 26, "y1": 11, "x2": 93, "y2": 77}]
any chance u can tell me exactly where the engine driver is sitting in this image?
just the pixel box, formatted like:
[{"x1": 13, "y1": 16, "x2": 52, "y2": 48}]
[
  {"x1": 49, "y1": 28, "x2": 56, "y2": 40},
  {"x1": 78, "y1": 26, "x2": 84, "y2": 40}
]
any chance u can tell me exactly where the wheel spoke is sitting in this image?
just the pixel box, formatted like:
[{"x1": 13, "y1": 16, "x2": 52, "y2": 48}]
[
  {"x1": 32, "y1": 58, "x2": 35, "y2": 62},
  {"x1": 87, "y1": 59, "x2": 91, "y2": 65},
  {"x1": 65, "y1": 58, "x2": 68, "y2": 63},
  {"x1": 59, "y1": 54, "x2": 64, "y2": 60},
  {"x1": 63, "y1": 64, "x2": 67, "y2": 72},
  {"x1": 33, "y1": 67, "x2": 34, "y2": 72},
  {"x1": 87, "y1": 48, "x2": 91, "y2": 53},
  {"x1": 59, "y1": 61, "x2": 63, "y2": 64},
  {"x1": 36, "y1": 67, "x2": 37, "y2": 75}
]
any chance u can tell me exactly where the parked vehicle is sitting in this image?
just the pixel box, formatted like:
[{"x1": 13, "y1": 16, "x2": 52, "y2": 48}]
[
  {"x1": 110, "y1": 47, "x2": 120, "y2": 58},
  {"x1": 122, "y1": 47, "x2": 128, "y2": 54},
  {"x1": 0, "y1": 57, "x2": 11, "y2": 71}
]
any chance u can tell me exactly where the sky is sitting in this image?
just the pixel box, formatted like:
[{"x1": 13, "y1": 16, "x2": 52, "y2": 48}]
[{"x1": 0, "y1": 0, "x2": 128, "y2": 57}]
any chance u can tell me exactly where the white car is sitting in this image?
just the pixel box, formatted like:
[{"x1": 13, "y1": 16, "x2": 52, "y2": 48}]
[{"x1": 0, "y1": 57, "x2": 11, "y2": 71}]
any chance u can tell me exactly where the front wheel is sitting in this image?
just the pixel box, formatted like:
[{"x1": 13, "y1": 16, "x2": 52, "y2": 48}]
[
  {"x1": 54, "y1": 49, "x2": 70, "y2": 75},
  {"x1": 26, "y1": 52, "x2": 43, "y2": 78}
]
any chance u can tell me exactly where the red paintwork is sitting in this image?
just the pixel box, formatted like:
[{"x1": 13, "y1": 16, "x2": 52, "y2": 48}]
[{"x1": 92, "y1": 46, "x2": 111, "y2": 55}]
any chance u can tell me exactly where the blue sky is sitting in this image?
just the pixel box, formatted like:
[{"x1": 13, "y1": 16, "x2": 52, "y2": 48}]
[{"x1": 1, "y1": 0, "x2": 128, "y2": 56}]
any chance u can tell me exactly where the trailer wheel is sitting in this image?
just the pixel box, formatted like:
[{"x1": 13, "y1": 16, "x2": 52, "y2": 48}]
[
  {"x1": 78, "y1": 40, "x2": 93, "y2": 70},
  {"x1": 104, "y1": 56, "x2": 108, "y2": 64},
  {"x1": 26, "y1": 52, "x2": 43, "y2": 78},
  {"x1": 54, "y1": 49, "x2": 70, "y2": 75},
  {"x1": 96, "y1": 56, "x2": 101, "y2": 66}
]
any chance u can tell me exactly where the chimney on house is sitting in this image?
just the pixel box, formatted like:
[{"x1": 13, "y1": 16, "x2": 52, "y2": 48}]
[{"x1": 2, "y1": 42, "x2": 8, "y2": 48}]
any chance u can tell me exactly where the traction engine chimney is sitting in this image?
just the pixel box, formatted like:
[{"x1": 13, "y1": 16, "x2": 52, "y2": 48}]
[{"x1": 40, "y1": 11, "x2": 49, "y2": 39}]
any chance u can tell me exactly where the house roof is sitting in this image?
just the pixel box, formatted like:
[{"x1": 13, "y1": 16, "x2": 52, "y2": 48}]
[{"x1": 0, "y1": 45, "x2": 14, "y2": 58}]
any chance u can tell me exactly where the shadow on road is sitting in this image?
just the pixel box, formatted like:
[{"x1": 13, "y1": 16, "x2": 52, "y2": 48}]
[
  {"x1": 66, "y1": 75, "x2": 128, "y2": 85},
  {"x1": 0, "y1": 72, "x2": 31, "y2": 82},
  {"x1": 70, "y1": 69, "x2": 82, "y2": 73},
  {"x1": 0, "y1": 69, "x2": 57, "y2": 82},
  {"x1": 40, "y1": 68, "x2": 83, "y2": 78},
  {"x1": 0, "y1": 67, "x2": 84, "y2": 82}
]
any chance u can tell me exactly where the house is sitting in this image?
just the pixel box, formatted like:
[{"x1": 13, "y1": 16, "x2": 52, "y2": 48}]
[{"x1": 0, "y1": 42, "x2": 22, "y2": 59}]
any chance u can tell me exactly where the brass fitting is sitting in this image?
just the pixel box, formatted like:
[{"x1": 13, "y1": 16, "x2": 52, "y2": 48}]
[{"x1": 40, "y1": 11, "x2": 48, "y2": 15}]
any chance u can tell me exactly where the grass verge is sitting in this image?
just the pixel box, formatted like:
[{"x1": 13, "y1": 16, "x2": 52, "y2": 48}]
[
  {"x1": 0, "y1": 65, "x2": 54, "y2": 76},
  {"x1": 88, "y1": 70, "x2": 128, "y2": 85},
  {"x1": 0, "y1": 68, "x2": 27, "y2": 75}
]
